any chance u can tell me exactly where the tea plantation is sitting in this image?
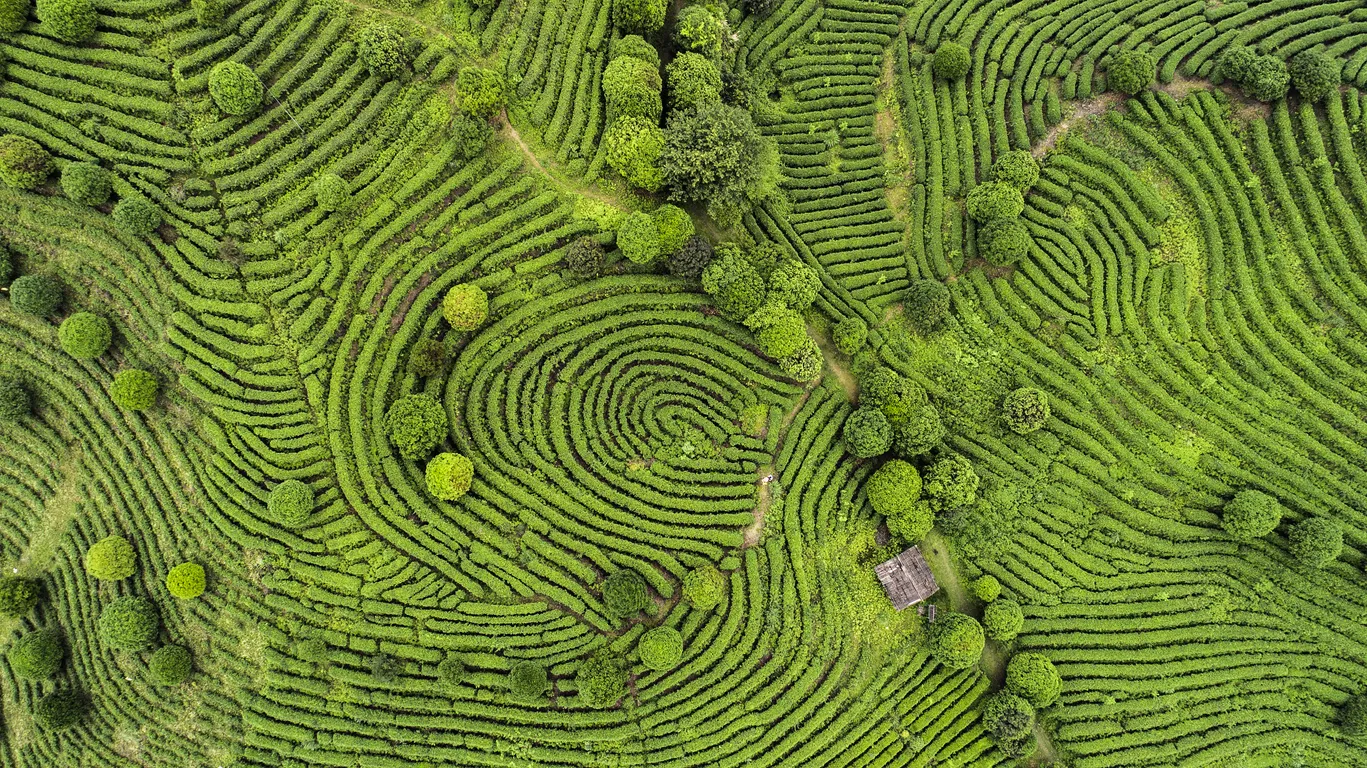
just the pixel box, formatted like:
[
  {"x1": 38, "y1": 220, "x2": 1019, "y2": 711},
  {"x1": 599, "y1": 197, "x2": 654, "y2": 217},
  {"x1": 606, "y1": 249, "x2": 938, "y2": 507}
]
[{"x1": 1, "y1": 0, "x2": 1367, "y2": 765}]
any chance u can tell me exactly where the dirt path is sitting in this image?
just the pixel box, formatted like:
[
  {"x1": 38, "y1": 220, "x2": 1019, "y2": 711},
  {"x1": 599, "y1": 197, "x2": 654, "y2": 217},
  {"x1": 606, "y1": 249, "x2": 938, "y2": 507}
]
[
  {"x1": 500, "y1": 114, "x2": 627, "y2": 210},
  {"x1": 809, "y1": 323, "x2": 858, "y2": 402},
  {"x1": 743, "y1": 383, "x2": 818, "y2": 547},
  {"x1": 1032, "y1": 93, "x2": 1122, "y2": 158}
]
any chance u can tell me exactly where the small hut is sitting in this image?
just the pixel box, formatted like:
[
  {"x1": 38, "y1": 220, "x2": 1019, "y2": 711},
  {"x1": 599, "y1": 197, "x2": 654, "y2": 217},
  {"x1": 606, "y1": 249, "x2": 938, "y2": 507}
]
[{"x1": 875, "y1": 546, "x2": 940, "y2": 610}]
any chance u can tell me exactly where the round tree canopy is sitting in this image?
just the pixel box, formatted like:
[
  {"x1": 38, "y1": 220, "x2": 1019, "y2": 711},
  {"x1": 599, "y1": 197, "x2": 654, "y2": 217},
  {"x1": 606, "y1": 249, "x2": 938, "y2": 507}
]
[
  {"x1": 1220, "y1": 489, "x2": 1283, "y2": 540},
  {"x1": 268, "y1": 479, "x2": 314, "y2": 527},
  {"x1": 932, "y1": 42, "x2": 970, "y2": 80},
  {"x1": 508, "y1": 660, "x2": 547, "y2": 699},
  {"x1": 442, "y1": 283, "x2": 489, "y2": 331},
  {"x1": 8, "y1": 628, "x2": 63, "y2": 679},
  {"x1": 426, "y1": 452, "x2": 474, "y2": 500},
  {"x1": 148, "y1": 644, "x2": 193, "y2": 685},
  {"x1": 984, "y1": 599, "x2": 1024, "y2": 641},
  {"x1": 208, "y1": 61, "x2": 264, "y2": 115},
  {"x1": 1006, "y1": 651, "x2": 1062, "y2": 708},
  {"x1": 682, "y1": 565, "x2": 725, "y2": 610},
  {"x1": 98, "y1": 596, "x2": 160, "y2": 651},
  {"x1": 384, "y1": 394, "x2": 448, "y2": 460},
  {"x1": 638, "y1": 626, "x2": 683, "y2": 670},
  {"x1": 110, "y1": 368, "x2": 158, "y2": 410},
  {"x1": 58, "y1": 312, "x2": 112, "y2": 359},
  {"x1": 84, "y1": 535, "x2": 135, "y2": 581},
  {"x1": 166, "y1": 562, "x2": 206, "y2": 599},
  {"x1": 927, "y1": 613, "x2": 985, "y2": 670}
]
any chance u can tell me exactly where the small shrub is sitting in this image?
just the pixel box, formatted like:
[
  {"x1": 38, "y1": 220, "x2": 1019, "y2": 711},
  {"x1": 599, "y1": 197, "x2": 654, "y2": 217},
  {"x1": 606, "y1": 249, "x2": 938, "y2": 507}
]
[
  {"x1": 0, "y1": 135, "x2": 50, "y2": 190},
  {"x1": 1006, "y1": 652, "x2": 1062, "y2": 707},
  {"x1": 576, "y1": 652, "x2": 626, "y2": 707},
  {"x1": 674, "y1": 5, "x2": 723, "y2": 58},
  {"x1": 843, "y1": 407, "x2": 892, "y2": 459},
  {"x1": 932, "y1": 42, "x2": 970, "y2": 80},
  {"x1": 98, "y1": 596, "x2": 159, "y2": 651},
  {"x1": 84, "y1": 535, "x2": 135, "y2": 581},
  {"x1": 190, "y1": 0, "x2": 223, "y2": 26},
  {"x1": 407, "y1": 338, "x2": 448, "y2": 378},
  {"x1": 604, "y1": 116, "x2": 665, "y2": 192},
  {"x1": 1244, "y1": 55, "x2": 1290, "y2": 101},
  {"x1": 981, "y1": 691, "x2": 1036, "y2": 757},
  {"x1": 148, "y1": 644, "x2": 192, "y2": 685},
  {"x1": 984, "y1": 598, "x2": 1024, "y2": 641},
  {"x1": 972, "y1": 575, "x2": 1001, "y2": 603},
  {"x1": 652, "y1": 204, "x2": 694, "y2": 255},
  {"x1": 989, "y1": 150, "x2": 1039, "y2": 190},
  {"x1": 436, "y1": 653, "x2": 465, "y2": 688},
  {"x1": 443, "y1": 283, "x2": 489, "y2": 331},
  {"x1": 112, "y1": 197, "x2": 161, "y2": 236},
  {"x1": 385, "y1": 394, "x2": 448, "y2": 460},
  {"x1": 1341, "y1": 694, "x2": 1367, "y2": 736},
  {"x1": 1289, "y1": 49, "x2": 1340, "y2": 102},
  {"x1": 208, "y1": 62, "x2": 263, "y2": 115},
  {"x1": 923, "y1": 454, "x2": 979, "y2": 510},
  {"x1": 165, "y1": 562, "x2": 205, "y2": 599},
  {"x1": 682, "y1": 565, "x2": 724, "y2": 610},
  {"x1": 8, "y1": 628, "x2": 63, "y2": 679},
  {"x1": 1290, "y1": 517, "x2": 1343, "y2": 568},
  {"x1": 666, "y1": 51, "x2": 722, "y2": 110},
  {"x1": 111, "y1": 368, "x2": 158, "y2": 410},
  {"x1": 295, "y1": 637, "x2": 328, "y2": 663},
  {"x1": 457, "y1": 67, "x2": 505, "y2": 119},
  {"x1": 268, "y1": 480, "x2": 314, "y2": 527},
  {"x1": 33, "y1": 689, "x2": 83, "y2": 730},
  {"x1": 357, "y1": 23, "x2": 407, "y2": 79},
  {"x1": 58, "y1": 312, "x2": 112, "y2": 359},
  {"x1": 36, "y1": 0, "x2": 96, "y2": 42},
  {"x1": 603, "y1": 570, "x2": 650, "y2": 618},
  {"x1": 617, "y1": 211, "x2": 661, "y2": 264},
  {"x1": 564, "y1": 236, "x2": 606, "y2": 279},
  {"x1": 9, "y1": 274, "x2": 62, "y2": 315},
  {"x1": 978, "y1": 218, "x2": 1031, "y2": 265},
  {"x1": 1107, "y1": 49, "x2": 1156, "y2": 95},
  {"x1": 1003, "y1": 387, "x2": 1049, "y2": 434},
  {"x1": 0, "y1": 376, "x2": 29, "y2": 419},
  {"x1": 1220, "y1": 489, "x2": 1283, "y2": 540},
  {"x1": 638, "y1": 626, "x2": 683, "y2": 670},
  {"x1": 0, "y1": 0, "x2": 29, "y2": 34},
  {"x1": 508, "y1": 660, "x2": 547, "y2": 699},
  {"x1": 966, "y1": 182, "x2": 1025, "y2": 222},
  {"x1": 60, "y1": 162, "x2": 111, "y2": 206},
  {"x1": 927, "y1": 613, "x2": 984, "y2": 670},
  {"x1": 611, "y1": 35, "x2": 658, "y2": 66},
  {"x1": 668, "y1": 236, "x2": 713, "y2": 280},
  {"x1": 426, "y1": 452, "x2": 474, "y2": 500},
  {"x1": 0, "y1": 576, "x2": 40, "y2": 616},
  {"x1": 313, "y1": 173, "x2": 348, "y2": 211},
  {"x1": 612, "y1": 0, "x2": 665, "y2": 33},
  {"x1": 369, "y1": 653, "x2": 401, "y2": 682},
  {"x1": 833, "y1": 316, "x2": 867, "y2": 355},
  {"x1": 906, "y1": 279, "x2": 950, "y2": 333},
  {"x1": 867, "y1": 459, "x2": 921, "y2": 517}
]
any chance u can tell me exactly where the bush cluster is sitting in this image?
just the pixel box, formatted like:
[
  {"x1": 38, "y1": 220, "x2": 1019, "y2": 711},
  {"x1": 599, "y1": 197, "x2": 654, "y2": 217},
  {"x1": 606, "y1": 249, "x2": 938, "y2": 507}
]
[
  {"x1": 843, "y1": 407, "x2": 892, "y2": 459},
  {"x1": 37, "y1": 0, "x2": 96, "y2": 42},
  {"x1": 1220, "y1": 489, "x2": 1283, "y2": 540},
  {"x1": 833, "y1": 316, "x2": 867, "y2": 355},
  {"x1": 112, "y1": 197, "x2": 161, "y2": 236},
  {"x1": 932, "y1": 42, "x2": 970, "y2": 80},
  {"x1": 58, "y1": 312, "x2": 112, "y2": 359},
  {"x1": 668, "y1": 236, "x2": 713, "y2": 280},
  {"x1": 906, "y1": 279, "x2": 950, "y2": 334},
  {"x1": 981, "y1": 691, "x2": 1036, "y2": 757},
  {"x1": 1003, "y1": 387, "x2": 1050, "y2": 434},
  {"x1": 1219, "y1": 46, "x2": 1289, "y2": 101},
  {"x1": 34, "y1": 689, "x2": 83, "y2": 730},
  {"x1": 313, "y1": 173, "x2": 348, "y2": 212},
  {"x1": 565, "y1": 236, "x2": 606, "y2": 279},
  {"x1": 385, "y1": 394, "x2": 448, "y2": 460},
  {"x1": 1108, "y1": 49, "x2": 1156, "y2": 95},
  {"x1": 407, "y1": 338, "x2": 447, "y2": 378},
  {"x1": 618, "y1": 211, "x2": 662, "y2": 264},
  {"x1": 576, "y1": 652, "x2": 626, "y2": 707},
  {"x1": 1290, "y1": 517, "x2": 1342, "y2": 568},
  {"x1": 508, "y1": 660, "x2": 547, "y2": 699},
  {"x1": 984, "y1": 598, "x2": 1024, "y2": 641},
  {"x1": 457, "y1": 67, "x2": 505, "y2": 119},
  {"x1": 358, "y1": 24, "x2": 407, "y2": 79},
  {"x1": 1006, "y1": 652, "x2": 1061, "y2": 707},
  {"x1": 0, "y1": 0, "x2": 28, "y2": 34}
]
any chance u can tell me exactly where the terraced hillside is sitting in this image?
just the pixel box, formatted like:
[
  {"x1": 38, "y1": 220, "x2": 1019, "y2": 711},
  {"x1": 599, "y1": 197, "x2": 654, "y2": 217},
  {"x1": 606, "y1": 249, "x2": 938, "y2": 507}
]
[{"x1": 2, "y1": 0, "x2": 1367, "y2": 766}]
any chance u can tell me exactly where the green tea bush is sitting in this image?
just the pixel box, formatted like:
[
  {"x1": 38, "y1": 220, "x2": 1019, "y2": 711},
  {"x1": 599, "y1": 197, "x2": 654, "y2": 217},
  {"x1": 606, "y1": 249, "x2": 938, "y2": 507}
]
[
  {"x1": 923, "y1": 454, "x2": 979, "y2": 510},
  {"x1": 1006, "y1": 652, "x2": 1061, "y2": 707},
  {"x1": 0, "y1": 0, "x2": 29, "y2": 34},
  {"x1": 669, "y1": 236, "x2": 713, "y2": 280},
  {"x1": 1220, "y1": 490, "x2": 1283, "y2": 540},
  {"x1": 60, "y1": 162, "x2": 111, "y2": 206},
  {"x1": 0, "y1": 376, "x2": 29, "y2": 419},
  {"x1": 313, "y1": 173, "x2": 348, "y2": 212},
  {"x1": 208, "y1": 62, "x2": 264, "y2": 115},
  {"x1": 148, "y1": 645, "x2": 192, "y2": 685},
  {"x1": 1340, "y1": 694, "x2": 1367, "y2": 736},
  {"x1": 385, "y1": 394, "x2": 448, "y2": 460},
  {"x1": 603, "y1": 570, "x2": 650, "y2": 618},
  {"x1": 9, "y1": 275, "x2": 61, "y2": 315},
  {"x1": 978, "y1": 218, "x2": 1031, "y2": 265},
  {"x1": 565, "y1": 236, "x2": 606, "y2": 279},
  {"x1": 605, "y1": 117, "x2": 665, "y2": 192},
  {"x1": 867, "y1": 459, "x2": 922, "y2": 517},
  {"x1": 666, "y1": 52, "x2": 722, "y2": 110},
  {"x1": 112, "y1": 197, "x2": 161, "y2": 236},
  {"x1": 0, "y1": 135, "x2": 50, "y2": 190},
  {"x1": 1290, "y1": 517, "x2": 1343, "y2": 568},
  {"x1": 981, "y1": 691, "x2": 1036, "y2": 757},
  {"x1": 36, "y1": 0, "x2": 96, "y2": 43},
  {"x1": 98, "y1": 596, "x2": 159, "y2": 651},
  {"x1": 33, "y1": 690, "x2": 83, "y2": 730},
  {"x1": 932, "y1": 42, "x2": 970, "y2": 80},
  {"x1": 1289, "y1": 49, "x2": 1339, "y2": 102},
  {"x1": 990, "y1": 151, "x2": 1040, "y2": 190},
  {"x1": 682, "y1": 565, "x2": 724, "y2": 610},
  {"x1": 357, "y1": 24, "x2": 407, "y2": 79},
  {"x1": 618, "y1": 211, "x2": 661, "y2": 264},
  {"x1": 638, "y1": 626, "x2": 683, "y2": 670},
  {"x1": 972, "y1": 575, "x2": 1000, "y2": 603},
  {"x1": 58, "y1": 312, "x2": 112, "y2": 359},
  {"x1": 612, "y1": 0, "x2": 665, "y2": 33},
  {"x1": 576, "y1": 652, "x2": 626, "y2": 707},
  {"x1": 984, "y1": 599, "x2": 1024, "y2": 641},
  {"x1": 1003, "y1": 387, "x2": 1050, "y2": 434},
  {"x1": 1108, "y1": 50, "x2": 1156, "y2": 95},
  {"x1": 507, "y1": 661, "x2": 547, "y2": 699},
  {"x1": 833, "y1": 316, "x2": 867, "y2": 355},
  {"x1": 8, "y1": 628, "x2": 63, "y2": 679},
  {"x1": 906, "y1": 279, "x2": 950, "y2": 333},
  {"x1": 652, "y1": 204, "x2": 694, "y2": 254},
  {"x1": 457, "y1": 67, "x2": 505, "y2": 118},
  {"x1": 843, "y1": 407, "x2": 892, "y2": 458},
  {"x1": 927, "y1": 613, "x2": 984, "y2": 670},
  {"x1": 191, "y1": 0, "x2": 223, "y2": 25},
  {"x1": 443, "y1": 284, "x2": 488, "y2": 330},
  {"x1": 674, "y1": 5, "x2": 723, "y2": 58},
  {"x1": 268, "y1": 480, "x2": 314, "y2": 527},
  {"x1": 426, "y1": 452, "x2": 474, "y2": 500},
  {"x1": 84, "y1": 535, "x2": 135, "y2": 581},
  {"x1": 0, "y1": 576, "x2": 40, "y2": 616},
  {"x1": 165, "y1": 563, "x2": 205, "y2": 599},
  {"x1": 111, "y1": 369, "x2": 158, "y2": 410},
  {"x1": 966, "y1": 182, "x2": 1025, "y2": 222}
]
